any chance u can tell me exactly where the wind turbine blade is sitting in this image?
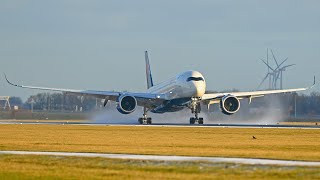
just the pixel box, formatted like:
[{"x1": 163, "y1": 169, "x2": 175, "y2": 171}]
[
  {"x1": 280, "y1": 64, "x2": 296, "y2": 70},
  {"x1": 276, "y1": 71, "x2": 281, "y2": 80},
  {"x1": 270, "y1": 49, "x2": 279, "y2": 68},
  {"x1": 277, "y1": 57, "x2": 289, "y2": 70},
  {"x1": 267, "y1": 48, "x2": 269, "y2": 73},
  {"x1": 257, "y1": 73, "x2": 270, "y2": 89},
  {"x1": 261, "y1": 59, "x2": 275, "y2": 71}
]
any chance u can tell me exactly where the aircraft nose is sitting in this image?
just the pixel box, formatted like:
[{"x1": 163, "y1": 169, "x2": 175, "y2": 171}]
[{"x1": 192, "y1": 81, "x2": 206, "y2": 97}]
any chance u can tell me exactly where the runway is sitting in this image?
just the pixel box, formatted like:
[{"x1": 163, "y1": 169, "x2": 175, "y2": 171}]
[
  {"x1": 0, "y1": 121, "x2": 319, "y2": 129},
  {"x1": 0, "y1": 150, "x2": 319, "y2": 167}
]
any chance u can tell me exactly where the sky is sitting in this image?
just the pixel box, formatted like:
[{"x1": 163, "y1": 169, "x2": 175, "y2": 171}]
[{"x1": 0, "y1": 0, "x2": 319, "y2": 100}]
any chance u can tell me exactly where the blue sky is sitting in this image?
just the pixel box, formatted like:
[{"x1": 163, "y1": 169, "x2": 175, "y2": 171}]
[{"x1": 1, "y1": 0, "x2": 319, "y2": 100}]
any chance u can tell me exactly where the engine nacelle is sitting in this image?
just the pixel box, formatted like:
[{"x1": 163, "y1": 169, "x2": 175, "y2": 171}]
[
  {"x1": 220, "y1": 95, "x2": 241, "y2": 115},
  {"x1": 116, "y1": 95, "x2": 137, "y2": 114}
]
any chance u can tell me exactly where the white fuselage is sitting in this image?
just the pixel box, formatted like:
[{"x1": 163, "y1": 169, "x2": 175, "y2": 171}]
[{"x1": 146, "y1": 71, "x2": 206, "y2": 100}]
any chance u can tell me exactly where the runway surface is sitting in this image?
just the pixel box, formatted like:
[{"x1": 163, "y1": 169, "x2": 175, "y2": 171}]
[
  {"x1": 0, "y1": 150, "x2": 319, "y2": 167},
  {"x1": 0, "y1": 121, "x2": 319, "y2": 129}
]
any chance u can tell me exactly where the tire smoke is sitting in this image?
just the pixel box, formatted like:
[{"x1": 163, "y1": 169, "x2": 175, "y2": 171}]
[{"x1": 89, "y1": 95, "x2": 289, "y2": 125}]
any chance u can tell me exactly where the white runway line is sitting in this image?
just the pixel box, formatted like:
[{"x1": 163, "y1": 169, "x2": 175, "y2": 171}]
[{"x1": 0, "y1": 151, "x2": 319, "y2": 167}]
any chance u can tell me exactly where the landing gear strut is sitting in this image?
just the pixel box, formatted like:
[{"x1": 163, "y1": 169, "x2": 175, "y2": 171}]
[
  {"x1": 138, "y1": 107, "x2": 152, "y2": 125},
  {"x1": 189, "y1": 98, "x2": 204, "y2": 125}
]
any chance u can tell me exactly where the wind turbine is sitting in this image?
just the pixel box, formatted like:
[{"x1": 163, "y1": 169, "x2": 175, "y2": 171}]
[
  {"x1": 258, "y1": 48, "x2": 275, "y2": 89},
  {"x1": 258, "y1": 49, "x2": 295, "y2": 90}
]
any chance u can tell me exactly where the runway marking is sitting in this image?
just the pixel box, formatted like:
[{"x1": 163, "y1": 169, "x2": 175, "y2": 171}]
[{"x1": 0, "y1": 151, "x2": 319, "y2": 167}]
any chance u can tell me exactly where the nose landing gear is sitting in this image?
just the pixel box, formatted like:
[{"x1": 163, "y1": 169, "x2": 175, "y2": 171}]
[{"x1": 189, "y1": 98, "x2": 204, "y2": 125}]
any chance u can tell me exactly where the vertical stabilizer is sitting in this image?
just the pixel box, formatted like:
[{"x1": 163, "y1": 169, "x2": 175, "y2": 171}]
[{"x1": 145, "y1": 51, "x2": 154, "y2": 89}]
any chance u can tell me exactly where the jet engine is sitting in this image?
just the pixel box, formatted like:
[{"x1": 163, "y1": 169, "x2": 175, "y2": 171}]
[
  {"x1": 116, "y1": 95, "x2": 137, "y2": 114},
  {"x1": 220, "y1": 95, "x2": 240, "y2": 115}
]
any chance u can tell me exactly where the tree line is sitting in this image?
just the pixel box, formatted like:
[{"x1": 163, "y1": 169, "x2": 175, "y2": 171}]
[{"x1": 2, "y1": 93, "x2": 101, "y2": 112}]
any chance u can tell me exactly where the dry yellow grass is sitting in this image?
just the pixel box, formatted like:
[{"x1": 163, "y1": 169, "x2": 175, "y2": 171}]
[
  {"x1": 0, "y1": 155, "x2": 319, "y2": 179},
  {"x1": 279, "y1": 122, "x2": 320, "y2": 126},
  {"x1": 0, "y1": 124, "x2": 319, "y2": 161}
]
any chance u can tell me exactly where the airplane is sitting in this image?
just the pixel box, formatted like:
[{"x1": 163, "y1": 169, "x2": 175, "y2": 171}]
[{"x1": 5, "y1": 51, "x2": 315, "y2": 125}]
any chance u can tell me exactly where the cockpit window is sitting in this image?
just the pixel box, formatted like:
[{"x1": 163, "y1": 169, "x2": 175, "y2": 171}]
[{"x1": 187, "y1": 77, "x2": 204, "y2": 82}]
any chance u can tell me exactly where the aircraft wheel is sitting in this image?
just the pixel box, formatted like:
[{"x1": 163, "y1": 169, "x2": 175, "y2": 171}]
[
  {"x1": 147, "y1": 118, "x2": 152, "y2": 124},
  {"x1": 138, "y1": 118, "x2": 143, "y2": 124},
  {"x1": 190, "y1": 117, "x2": 195, "y2": 124},
  {"x1": 198, "y1": 118, "x2": 204, "y2": 124}
]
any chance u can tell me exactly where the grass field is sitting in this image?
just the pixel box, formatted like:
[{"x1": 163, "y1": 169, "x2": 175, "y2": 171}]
[
  {"x1": 0, "y1": 155, "x2": 319, "y2": 179},
  {"x1": 0, "y1": 124, "x2": 319, "y2": 179},
  {"x1": 279, "y1": 121, "x2": 320, "y2": 126},
  {"x1": 0, "y1": 124, "x2": 319, "y2": 161}
]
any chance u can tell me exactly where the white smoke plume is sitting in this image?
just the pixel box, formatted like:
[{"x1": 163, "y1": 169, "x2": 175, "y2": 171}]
[
  {"x1": 90, "y1": 95, "x2": 289, "y2": 125},
  {"x1": 204, "y1": 95, "x2": 288, "y2": 125}
]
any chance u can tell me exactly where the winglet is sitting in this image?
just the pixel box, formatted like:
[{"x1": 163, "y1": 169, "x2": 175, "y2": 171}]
[
  {"x1": 4, "y1": 73, "x2": 11, "y2": 85},
  {"x1": 313, "y1": 76, "x2": 316, "y2": 86},
  {"x1": 309, "y1": 76, "x2": 316, "y2": 89},
  {"x1": 4, "y1": 73, "x2": 20, "y2": 87}
]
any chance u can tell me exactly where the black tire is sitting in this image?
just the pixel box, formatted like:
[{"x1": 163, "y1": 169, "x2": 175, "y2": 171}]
[
  {"x1": 147, "y1": 118, "x2": 152, "y2": 124},
  {"x1": 190, "y1": 117, "x2": 195, "y2": 124},
  {"x1": 138, "y1": 118, "x2": 143, "y2": 124},
  {"x1": 198, "y1": 117, "x2": 204, "y2": 124}
]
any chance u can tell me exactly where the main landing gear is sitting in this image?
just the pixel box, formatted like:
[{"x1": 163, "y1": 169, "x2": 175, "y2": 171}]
[
  {"x1": 138, "y1": 107, "x2": 152, "y2": 125},
  {"x1": 189, "y1": 98, "x2": 204, "y2": 125},
  {"x1": 190, "y1": 116, "x2": 204, "y2": 125}
]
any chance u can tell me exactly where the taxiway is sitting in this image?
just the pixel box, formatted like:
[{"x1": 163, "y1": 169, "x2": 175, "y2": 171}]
[{"x1": 0, "y1": 150, "x2": 319, "y2": 167}]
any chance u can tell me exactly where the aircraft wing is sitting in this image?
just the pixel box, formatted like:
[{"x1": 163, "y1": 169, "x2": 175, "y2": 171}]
[
  {"x1": 202, "y1": 77, "x2": 315, "y2": 105},
  {"x1": 4, "y1": 74, "x2": 167, "y2": 107}
]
